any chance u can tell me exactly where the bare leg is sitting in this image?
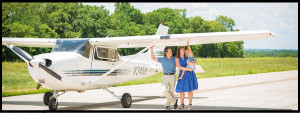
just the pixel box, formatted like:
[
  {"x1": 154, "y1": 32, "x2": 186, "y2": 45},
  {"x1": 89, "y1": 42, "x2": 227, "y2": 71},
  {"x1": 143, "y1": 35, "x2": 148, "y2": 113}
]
[
  {"x1": 179, "y1": 92, "x2": 185, "y2": 108},
  {"x1": 188, "y1": 91, "x2": 193, "y2": 109}
]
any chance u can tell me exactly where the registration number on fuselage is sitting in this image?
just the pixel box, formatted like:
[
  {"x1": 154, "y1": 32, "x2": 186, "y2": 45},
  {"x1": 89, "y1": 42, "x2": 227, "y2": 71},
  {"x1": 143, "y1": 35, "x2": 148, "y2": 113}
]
[{"x1": 132, "y1": 66, "x2": 148, "y2": 76}]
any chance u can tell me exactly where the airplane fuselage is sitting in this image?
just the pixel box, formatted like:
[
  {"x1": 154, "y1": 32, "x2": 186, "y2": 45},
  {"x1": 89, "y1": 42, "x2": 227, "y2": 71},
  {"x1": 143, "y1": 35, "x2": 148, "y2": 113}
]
[
  {"x1": 28, "y1": 50, "x2": 161, "y2": 91},
  {"x1": 10, "y1": 38, "x2": 204, "y2": 92}
]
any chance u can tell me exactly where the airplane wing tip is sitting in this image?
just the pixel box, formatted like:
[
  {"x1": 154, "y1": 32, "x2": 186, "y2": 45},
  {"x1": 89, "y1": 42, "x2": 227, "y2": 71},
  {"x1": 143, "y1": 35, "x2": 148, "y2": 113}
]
[
  {"x1": 262, "y1": 30, "x2": 279, "y2": 37},
  {"x1": 270, "y1": 32, "x2": 279, "y2": 37}
]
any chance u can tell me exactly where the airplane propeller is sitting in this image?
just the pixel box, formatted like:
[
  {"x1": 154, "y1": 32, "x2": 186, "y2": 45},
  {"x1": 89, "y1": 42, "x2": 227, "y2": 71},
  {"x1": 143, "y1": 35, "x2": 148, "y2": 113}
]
[
  {"x1": 6, "y1": 45, "x2": 62, "y2": 81},
  {"x1": 38, "y1": 63, "x2": 62, "y2": 80}
]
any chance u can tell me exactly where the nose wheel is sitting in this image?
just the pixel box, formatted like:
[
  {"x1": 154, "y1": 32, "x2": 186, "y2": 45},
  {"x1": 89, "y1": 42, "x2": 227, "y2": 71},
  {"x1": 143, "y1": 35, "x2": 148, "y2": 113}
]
[
  {"x1": 48, "y1": 97, "x2": 58, "y2": 110},
  {"x1": 43, "y1": 91, "x2": 53, "y2": 105},
  {"x1": 43, "y1": 90, "x2": 66, "y2": 110}
]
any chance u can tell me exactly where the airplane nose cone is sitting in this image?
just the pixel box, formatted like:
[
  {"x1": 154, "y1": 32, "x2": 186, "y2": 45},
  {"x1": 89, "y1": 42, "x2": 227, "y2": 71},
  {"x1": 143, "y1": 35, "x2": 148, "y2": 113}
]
[
  {"x1": 29, "y1": 58, "x2": 45, "y2": 69},
  {"x1": 29, "y1": 58, "x2": 52, "y2": 68}
]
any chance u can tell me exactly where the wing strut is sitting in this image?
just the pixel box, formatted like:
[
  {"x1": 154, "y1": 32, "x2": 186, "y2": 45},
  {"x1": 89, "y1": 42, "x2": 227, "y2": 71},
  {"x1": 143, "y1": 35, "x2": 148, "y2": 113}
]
[{"x1": 87, "y1": 44, "x2": 154, "y2": 88}]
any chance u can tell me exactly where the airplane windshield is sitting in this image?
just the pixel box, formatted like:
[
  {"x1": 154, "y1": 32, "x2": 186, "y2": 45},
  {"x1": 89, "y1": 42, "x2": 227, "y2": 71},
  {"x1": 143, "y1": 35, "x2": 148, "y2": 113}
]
[{"x1": 51, "y1": 39, "x2": 90, "y2": 56}]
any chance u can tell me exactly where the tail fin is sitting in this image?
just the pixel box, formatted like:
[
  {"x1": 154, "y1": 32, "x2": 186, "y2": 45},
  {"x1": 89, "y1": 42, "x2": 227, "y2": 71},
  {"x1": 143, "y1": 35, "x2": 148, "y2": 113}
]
[
  {"x1": 156, "y1": 23, "x2": 169, "y2": 35},
  {"x1": 154, "y1": 23, "x2": 168, "y2": 56},
  {"x1": 145, "y1": 23, "x2": 168, "y2": 57}
]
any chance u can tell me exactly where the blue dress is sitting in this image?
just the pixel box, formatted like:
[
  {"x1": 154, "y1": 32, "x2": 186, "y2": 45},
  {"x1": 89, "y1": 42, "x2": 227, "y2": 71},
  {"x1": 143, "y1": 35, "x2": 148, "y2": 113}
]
[{"x1": 175, "y1": 57, "x2": 198, "y2": 93}]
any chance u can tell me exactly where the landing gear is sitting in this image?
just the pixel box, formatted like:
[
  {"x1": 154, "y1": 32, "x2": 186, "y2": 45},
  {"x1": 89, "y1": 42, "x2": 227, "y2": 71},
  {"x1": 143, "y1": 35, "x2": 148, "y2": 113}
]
[
  {"x1": 43, "y1": 90, "x2": 66, "y2": 110},
  {"x1": 104, "y1": 87, "x2": 132, "y2": 108},
  {"x1": 43, "y1": 91, "x2": 53, "y2": 105},
  {"x1": 48, "y1": 97, "x2": 58, "y2": 110},
  {"x1": 121, "y1": 93, "x2": 132, "y2": 108},
  {"x1": 43, "y1": 88, "x2": 132, "y2": 110}
]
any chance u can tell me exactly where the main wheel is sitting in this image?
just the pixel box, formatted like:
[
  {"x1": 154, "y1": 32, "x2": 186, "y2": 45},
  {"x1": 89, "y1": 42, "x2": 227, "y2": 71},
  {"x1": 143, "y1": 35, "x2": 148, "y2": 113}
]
[
  {"x1": 43, "y1": 91, "x2": 53, "y2": 105},
  {"x1": 121, "y1": 93, "x2": 132, "y2": 108},
  {"x1": 48, "y1": 97, "x2": 58, "y2": 110}
]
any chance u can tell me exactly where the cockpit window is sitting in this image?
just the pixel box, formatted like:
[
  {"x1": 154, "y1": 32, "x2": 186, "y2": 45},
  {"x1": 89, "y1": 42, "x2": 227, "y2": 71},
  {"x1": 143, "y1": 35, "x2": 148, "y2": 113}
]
[
  {"x1": 94, "y1": 46, "x2": 119, "y2": 62},
  {"x1": 51, "y1": 39, "x2": 91, "y2": 58}
]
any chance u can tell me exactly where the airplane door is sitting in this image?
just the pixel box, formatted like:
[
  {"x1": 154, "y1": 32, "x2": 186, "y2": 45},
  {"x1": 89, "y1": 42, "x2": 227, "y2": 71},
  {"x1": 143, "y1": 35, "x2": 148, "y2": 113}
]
[
  {"x1": 90, "y1": 46, "x2": 119, "y2": 84},
  {"x1": 108, "y1": 49, "x2": 118, "y2": 66}
]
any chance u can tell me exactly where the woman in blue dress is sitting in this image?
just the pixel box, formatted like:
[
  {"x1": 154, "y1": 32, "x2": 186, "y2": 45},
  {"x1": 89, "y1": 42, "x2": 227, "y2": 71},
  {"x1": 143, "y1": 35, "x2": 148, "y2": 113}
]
[{"x1": 175, "y1": 41, "x2": 198, "y2": 110}]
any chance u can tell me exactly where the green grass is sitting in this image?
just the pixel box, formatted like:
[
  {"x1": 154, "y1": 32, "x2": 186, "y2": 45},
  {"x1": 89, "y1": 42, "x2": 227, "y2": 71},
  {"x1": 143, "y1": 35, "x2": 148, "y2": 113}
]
[
  {"x1": 195, "y1": 57, "x2": 298, "y2": 79},
  {"x1": 2, "y1": 62, "x2": 51, "y2": 97},
  {"x1": 2, "y1": 57, "x2": 298, "y2": 97},
  {"x1": 112, "y1": 57, "x2": 298, "y2": 87}
]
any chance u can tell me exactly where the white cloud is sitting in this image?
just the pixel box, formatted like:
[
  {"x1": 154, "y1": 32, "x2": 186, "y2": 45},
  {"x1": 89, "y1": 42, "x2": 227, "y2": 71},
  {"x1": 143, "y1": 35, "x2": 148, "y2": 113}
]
[
  {"x1": 82, "y1": 2, "x2": 115, "y2": 14},
  {"x1": 132, "y1": 3, "x2": 210, "y2": 17},
  {"x1": 193, "y1": 7, "x2": 220, "y2": 20}
]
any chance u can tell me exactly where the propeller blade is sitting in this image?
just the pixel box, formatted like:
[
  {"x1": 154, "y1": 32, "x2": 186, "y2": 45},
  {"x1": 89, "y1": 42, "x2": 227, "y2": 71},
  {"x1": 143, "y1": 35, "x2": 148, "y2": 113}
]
[
  {"x1": 6, "y1": 44, "x2": 62, "y2": 81},
  {"x1": 39, "y1": 63, "x2": 62, "y2": 81}
]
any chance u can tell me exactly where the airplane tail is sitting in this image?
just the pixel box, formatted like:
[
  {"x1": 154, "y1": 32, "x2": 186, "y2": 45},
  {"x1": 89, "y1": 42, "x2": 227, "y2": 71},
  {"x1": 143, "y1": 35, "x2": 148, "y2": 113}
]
[
  {"x1": 156, "y1": 23, "x2": 169, "y2": 35},
  {"x1": 144, "y1": 23, "x2": 169, "y2": 57}
]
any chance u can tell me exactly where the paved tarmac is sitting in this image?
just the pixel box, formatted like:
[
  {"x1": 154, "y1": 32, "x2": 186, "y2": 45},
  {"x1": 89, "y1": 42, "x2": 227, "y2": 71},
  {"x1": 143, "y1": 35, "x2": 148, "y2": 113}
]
[{"x1": 2, "y1": 70, "x2": 298, "y2": 111}]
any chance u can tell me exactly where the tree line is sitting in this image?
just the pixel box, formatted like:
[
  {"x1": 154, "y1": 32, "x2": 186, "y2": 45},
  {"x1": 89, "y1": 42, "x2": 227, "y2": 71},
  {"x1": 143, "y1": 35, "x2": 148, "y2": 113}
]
[
  {"x1": 2, "y1": 2, "x2": 244, "y2": 62},
  {"x1": 244, "y1": 49, "x2": 298, "y2": 57}
]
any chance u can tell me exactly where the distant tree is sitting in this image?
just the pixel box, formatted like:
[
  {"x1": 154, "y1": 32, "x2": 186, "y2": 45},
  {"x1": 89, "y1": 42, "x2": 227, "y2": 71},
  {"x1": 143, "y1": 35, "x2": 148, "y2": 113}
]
[
  {"x1": 215, "y1": 15, "x2": 244, "y2": 58},
  {"x1": 244, "y1": 49, "x2": 298, "y2": 57},
  {"x1": 2, "y1": 2, "x2": 251, "y2": 62},
  {"x1": 216, "y1": 15, "x2": 235, "y2": 31},
  {"x1": 73, "y1": 3, "x2": 110, "y2": 38}
]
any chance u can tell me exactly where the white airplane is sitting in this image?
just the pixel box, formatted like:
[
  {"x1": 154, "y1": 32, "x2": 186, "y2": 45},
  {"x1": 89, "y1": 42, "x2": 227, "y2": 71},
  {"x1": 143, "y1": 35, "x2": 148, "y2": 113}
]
[{"x1": 2, "y1": 23, "x2": 278, "y2": 110}]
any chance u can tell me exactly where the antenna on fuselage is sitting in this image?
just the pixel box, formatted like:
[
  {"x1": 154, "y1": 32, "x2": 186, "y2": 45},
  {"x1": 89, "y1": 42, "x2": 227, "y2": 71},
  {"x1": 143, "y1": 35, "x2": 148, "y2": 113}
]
[
  {"x1": 106, "y1": 30, "x2": 113, "y2": 38},
  {"x1": 76, "y1": 33, "x2": 82, "y2": 39}
]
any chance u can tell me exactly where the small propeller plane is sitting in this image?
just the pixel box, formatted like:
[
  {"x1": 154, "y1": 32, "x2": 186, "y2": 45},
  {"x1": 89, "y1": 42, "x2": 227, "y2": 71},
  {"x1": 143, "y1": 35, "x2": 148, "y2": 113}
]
[{"x1": 2, "y1": 23, "x2": 278, "y2": 110}]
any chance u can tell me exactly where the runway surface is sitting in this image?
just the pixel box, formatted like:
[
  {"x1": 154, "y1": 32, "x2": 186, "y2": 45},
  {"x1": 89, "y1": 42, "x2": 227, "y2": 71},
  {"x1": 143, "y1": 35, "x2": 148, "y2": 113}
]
[{"x1": 2, "y1": 70, "x2": 298, "y2": 110}]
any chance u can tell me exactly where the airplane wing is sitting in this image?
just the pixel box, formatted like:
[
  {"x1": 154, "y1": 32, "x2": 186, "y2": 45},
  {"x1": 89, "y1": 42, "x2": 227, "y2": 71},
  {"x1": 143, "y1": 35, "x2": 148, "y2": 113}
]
[
  {"x1": 89, "y1": 30, "x2": 278, "y2": 48},
  {"x1": 2, "y1": 37, "x2": 56, "y2": 47},
  {"x1": 2, "y1": 26, "x2": 278, "y2": 48}
]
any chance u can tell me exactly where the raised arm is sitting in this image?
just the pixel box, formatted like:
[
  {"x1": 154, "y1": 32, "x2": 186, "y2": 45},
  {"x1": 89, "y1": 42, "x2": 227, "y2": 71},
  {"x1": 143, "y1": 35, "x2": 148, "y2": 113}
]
[
  {"x1": 175, "y1": 58, "x2": 192, "y2": 71},
  {"x1": 187, "y1": 41, "x2": 194, "y2": 57},
  {"x1": 150, "y1": 46, "x2": 158, "y2": 62}
]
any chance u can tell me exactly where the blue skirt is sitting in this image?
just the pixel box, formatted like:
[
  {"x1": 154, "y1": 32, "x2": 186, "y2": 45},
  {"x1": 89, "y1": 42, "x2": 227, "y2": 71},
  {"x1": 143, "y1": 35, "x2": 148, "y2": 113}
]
[{"x1": 175, "y1": 70, "x2": 198, "y2": 93}]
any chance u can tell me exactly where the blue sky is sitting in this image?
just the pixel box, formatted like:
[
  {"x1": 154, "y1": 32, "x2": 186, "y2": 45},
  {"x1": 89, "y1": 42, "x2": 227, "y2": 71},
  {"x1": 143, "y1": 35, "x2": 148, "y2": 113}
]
[{"x1": 83, "y1": 3, "x2": 298, "y2": 49}]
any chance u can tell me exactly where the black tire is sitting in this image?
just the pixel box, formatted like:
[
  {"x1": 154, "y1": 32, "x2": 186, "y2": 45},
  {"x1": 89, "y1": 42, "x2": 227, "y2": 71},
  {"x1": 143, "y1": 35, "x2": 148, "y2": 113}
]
[
  {"x1": 48, "y1": 97, "x2": 58, "y2": 110},
  {"x1": 121, "y1": 93, "x2": 132, "y2": 108},
  {"x1": 43, "y1": 91, "x2": 53, "y2": 105}
]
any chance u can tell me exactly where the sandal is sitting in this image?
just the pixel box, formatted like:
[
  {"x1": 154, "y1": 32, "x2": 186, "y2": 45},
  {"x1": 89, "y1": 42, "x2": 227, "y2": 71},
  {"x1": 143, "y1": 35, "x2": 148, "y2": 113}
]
[
  {"x1": 188, "y1": 104, "x2": 192, "y2": 110},
  {"x1": 178, "y1": 104, "x2": 185, "y2": 110}
]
